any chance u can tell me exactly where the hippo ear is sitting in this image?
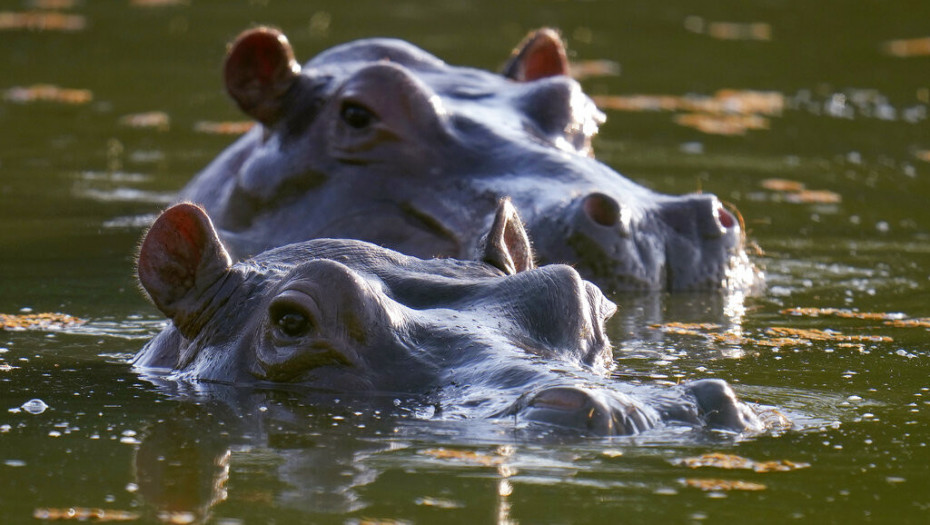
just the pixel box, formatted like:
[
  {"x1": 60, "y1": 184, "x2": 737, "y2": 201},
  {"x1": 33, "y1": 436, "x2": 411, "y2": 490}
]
[
  {"x1": 138, "y1": 203, "x2": 233, "y2": 338},
  {"x1": 502, "y1": 28, "x2": 570, "y2": 81},
  {"x1": 224, "y1": 27, "x2": 302, "y2": 127},
  {"x1": 481, "y1": 198, "x2": 536, "y2": 275}
]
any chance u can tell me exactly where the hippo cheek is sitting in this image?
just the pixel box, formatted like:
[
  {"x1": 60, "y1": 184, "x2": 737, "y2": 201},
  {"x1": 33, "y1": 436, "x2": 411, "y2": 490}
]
[{"x1": 252, "y1": 339, "x2": 358, "y2": 383}]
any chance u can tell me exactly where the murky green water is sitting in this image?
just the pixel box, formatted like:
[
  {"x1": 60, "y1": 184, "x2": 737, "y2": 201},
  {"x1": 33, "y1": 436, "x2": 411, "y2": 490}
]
[{"x1": 1, "y1": 1, "x2": 929, "y2": 523}]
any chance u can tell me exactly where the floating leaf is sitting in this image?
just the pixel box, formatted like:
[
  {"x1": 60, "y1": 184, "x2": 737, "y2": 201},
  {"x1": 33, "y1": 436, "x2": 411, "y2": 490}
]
[
  {"x1": 761, "y1": 178, "x2": 805, "y2": 192},
  {"x1": 28, "y1": 0, "x2": 78, "y2": 8},
  {"x1": 765, "y1": 326, "x2": 892, "y2": 343},
  {"x1": 593, "y1": 90, "x2": 783, "y2": 116},
  {"x1": 119, "y1": 111, "x2": 170, "y2": 131},
  {"x1": 674, "y1": 113, "x2": 769, "y2": 135},
  {"x1": 414, "y1": 497, "x2": 464, "y2": 509},
  {"x1": 4, "y1": 84, "x2": 92, "y2": 104},
  {"x1": 420, "y1": 448, "x2": 502, "y2": 466},
  {"x1": 32, "y1": 508, "x2": 140, "y2": 521},
  {"x1": 784, "y1": 189, "x2": 842, "y2": 204},
  {"x1": 0, "y1": 312, "x2": 85, "y2": 331},
  {"x1": 760, "y1": 180, "x2": 842, "y2": 204},
  {"x1": 684, "y1": 17, "x2": 772, "y2": 41},
  {"x1": 131, "y1": 0, "x2": 191, "y2": 6},
  {"x1": 193, "y1": 120, "x2": 254, "y2": 135},
  {"x1": 915, "y1": 150, "x2": 930, "y2": 162},
  {"x1": 674, "y1": 452, "x2": 810, "y2": 472},
  {"x1": 0, "y1": 11, "x2": 85, "y2": 31},
  {"x1": 569, "y1": 59, "x2": 621, "y2": 80},
  {"x1": 883, "y1": 36, "x2": 930, "y2": 57},
  {"x1": 781, "y1": 307, "x2": 905, "y2": 321},
  {"x1": 885, "y1": 318, "x2": 930, "y2": 328},
  {"x1": 682, "y1": 478, "x2": 767, "y2": 491},
  {"x1": 650, "y1": 322, "x2": 721, "y2": 331}
]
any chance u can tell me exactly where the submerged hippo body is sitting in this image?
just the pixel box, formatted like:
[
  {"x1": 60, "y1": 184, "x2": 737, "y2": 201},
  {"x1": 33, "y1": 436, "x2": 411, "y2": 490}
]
[
  {"x1": 180, "y1": 27, "x2": 758, "y2": 293},
  {"x1": 134, "y1": 202, "x2": 762, "y2": 435}
]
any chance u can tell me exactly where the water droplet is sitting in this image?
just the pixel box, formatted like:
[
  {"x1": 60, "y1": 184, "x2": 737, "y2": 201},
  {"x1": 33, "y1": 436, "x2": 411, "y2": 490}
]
[{"x1": 21, "y1": 399, "x2": 48, "y2": 415}]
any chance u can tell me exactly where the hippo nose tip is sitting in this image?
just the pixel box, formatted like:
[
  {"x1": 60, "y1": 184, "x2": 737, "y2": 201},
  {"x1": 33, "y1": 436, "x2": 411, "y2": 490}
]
[{"x1": 582, "y1": 192, "x2": 620, "y2": 227}]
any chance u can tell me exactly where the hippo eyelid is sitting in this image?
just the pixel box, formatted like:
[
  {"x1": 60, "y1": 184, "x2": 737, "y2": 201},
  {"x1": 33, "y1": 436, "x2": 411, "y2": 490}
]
[
  {"x1": 268, "y1": 293, "x2": 319, "y2": 340},
  {"x1": 339, "y1": 100, "x2": 378, "y2": 129}
]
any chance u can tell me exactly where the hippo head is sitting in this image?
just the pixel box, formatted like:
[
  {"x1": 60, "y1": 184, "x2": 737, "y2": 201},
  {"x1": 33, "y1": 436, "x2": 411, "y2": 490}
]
[
  {"x1": 181, "y1": 27, "x2": 759, "y2": 293},
  {"x1": 134, "y1": 202, "x2": 765, "y2": 436},
  {"x1": 135, "y1": 201, "x2": 615, "y2": 392}
]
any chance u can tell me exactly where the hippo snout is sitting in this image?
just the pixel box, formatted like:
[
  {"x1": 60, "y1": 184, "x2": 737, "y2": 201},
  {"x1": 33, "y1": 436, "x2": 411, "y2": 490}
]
[
  {"x1": 657, "y1": 194, "x2": 738, "y2": 241},
  {"x1": 529, "y1": 190, "x2": 748, "y2": 292}
]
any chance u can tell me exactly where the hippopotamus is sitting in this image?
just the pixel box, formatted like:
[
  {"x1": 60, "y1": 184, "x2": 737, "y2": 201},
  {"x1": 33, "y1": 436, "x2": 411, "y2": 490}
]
[
  {"x1": 179, "y1": 27, "x2": 758, "y2": 294},
  {"x1": 133, "y1": 201, "x2": 763, "y2": 435}
]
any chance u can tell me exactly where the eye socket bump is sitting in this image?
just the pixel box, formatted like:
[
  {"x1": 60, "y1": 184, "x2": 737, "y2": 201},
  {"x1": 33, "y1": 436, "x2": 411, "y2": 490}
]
[
  {"x1": 269, "y1": 302, "x2": 313, "y2": 339},
  {"x1": 339, "y1": 101, "x2": 375, "y2": 129}
]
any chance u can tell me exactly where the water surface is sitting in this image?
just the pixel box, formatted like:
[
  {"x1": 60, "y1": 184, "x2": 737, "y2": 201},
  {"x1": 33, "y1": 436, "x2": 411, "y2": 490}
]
[{"x1": 1, "y1": 1, "x2": 929, "y2": 523}]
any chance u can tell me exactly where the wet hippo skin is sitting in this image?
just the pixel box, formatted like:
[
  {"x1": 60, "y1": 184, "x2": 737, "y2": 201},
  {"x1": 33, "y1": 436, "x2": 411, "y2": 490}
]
[
  {"x1": 133, "y1": 201, "x2": 764, "y2": 436},
  {"x1": 179, "y1": 27, "x2": 760, "y2": 293}
]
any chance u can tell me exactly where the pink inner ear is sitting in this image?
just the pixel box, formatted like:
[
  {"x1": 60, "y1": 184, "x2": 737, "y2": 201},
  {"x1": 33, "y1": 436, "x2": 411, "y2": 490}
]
[
  {"x1": 521, "y1": 35, "x2": 569, "y2": 81},
  {"x1": 224, "y1": 27, "x2": 299, "y2": 125},
  {"x1": 138, "y1": 204, "x2": 215, "y2": 312},
  {"x1": 226, "y1": 29, "x2": 290, "y2": 88}
]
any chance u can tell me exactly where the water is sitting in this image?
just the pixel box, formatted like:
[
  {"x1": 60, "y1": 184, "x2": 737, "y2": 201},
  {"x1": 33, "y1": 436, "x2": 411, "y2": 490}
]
[{"x1": 2, "y1": 1, "x2": 929, "y2": 523}]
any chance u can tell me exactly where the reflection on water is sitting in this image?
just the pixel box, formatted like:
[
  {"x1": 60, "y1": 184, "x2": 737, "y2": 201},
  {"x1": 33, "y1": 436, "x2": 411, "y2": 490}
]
[{"x1": 2, "y1": 0, "x2": 930, "y2": 522}]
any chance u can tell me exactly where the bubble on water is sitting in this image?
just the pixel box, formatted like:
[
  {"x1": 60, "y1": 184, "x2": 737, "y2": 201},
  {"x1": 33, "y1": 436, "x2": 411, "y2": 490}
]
[
  {"x1": 125, "y1": 483, "x2": 138, "y2": 493},
  {"x1": 4, "y1": 459, "x2": 26, "y2": 467},
  {"x1": 847, "y1": 395, "x2": 863, "y2": 403},
  {"x1": 21, "y1": 399, "x2": 48, "y2": 414}
]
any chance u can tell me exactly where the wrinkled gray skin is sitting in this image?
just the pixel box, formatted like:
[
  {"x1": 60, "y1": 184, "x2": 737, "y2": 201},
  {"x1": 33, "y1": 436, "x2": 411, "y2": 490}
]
[
  {"x1": 180, "y1": 27, "x2": 758, "y2": 293},
  {"x1": 133, "y1": 202, "x2": 763, "y2": 436}
]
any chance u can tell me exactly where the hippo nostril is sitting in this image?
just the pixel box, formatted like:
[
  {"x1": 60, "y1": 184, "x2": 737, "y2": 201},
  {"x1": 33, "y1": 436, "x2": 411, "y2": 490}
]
[
  {"x1": 717, "y1": 206, "x2": 735, "y2": 229},
  {"x1": 582, "y1": 193, "x2": 620, "y2": 228}
]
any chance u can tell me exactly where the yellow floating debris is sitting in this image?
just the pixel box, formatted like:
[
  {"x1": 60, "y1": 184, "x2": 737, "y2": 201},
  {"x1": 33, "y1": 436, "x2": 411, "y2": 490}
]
[
  {"x1": 420, "y1": 448, "x2": 502, "y2": 466},
  {"x1": 675, "y1": 452, "x2": 810, "y2": 472},
  {"x1": 28, "y1": 0, "x2": 78, "y2": 8},
  {"x1": 119, "y1": 111, "x2": 170, "y2": 131},
  {"x1": 650, "y1": 322, "x2": 722, "y2": 331},
  {"x1": 783, "y1": 189, "x2": 842, "y2": 204},
  {"x1": 32, "y1": 508, "x2": 140, "y2": 522},
  {"x1": 765, "y1": 326, "x2": 892, "y2": 343},
  {"x1": 0, "y1": 312, "x2": 85, "y2": 331},
  {"x1": 593, "y1": 90, "x2": 783, "y2": 116},
  {"x1": 674, "y1": 113, "x2": 769, "y2": 136},
  {"x1": 685, "y1": 16, "x2": 773, "y2": 41},
  {"x1": 761, "y1": 180, "x2": 842, "y2": 204},
  {"x1": 915, "y1": 150, "x2": 930, "y2": 162},
  {"x1": 569, "y1": 59, "x2": 621, "y2": 80},
  {"x1": 4, "y1": 84, "x2": 92, "y2": 105},
  {"x1": 883, "y1": 36, "x2": 930, "y2": 57},
  {"x1": 131, "y1": 0, "x2": 191, "y2": 6},
  {"x1": 885, "y1": 318, "x2": 930, "y2": 328},
  {"x1": 682, "y1": 478, "x2": 767, "y2": 491},
  {"x1": 761, "y1": 178, "x2": 806, "y2": 192},
  {"x1": 781, "y1": 307, "x2": 903, "y2": 321},
  {"x1": 193, "y1": 120, "x2": 255, "y2": 135},
  {"x1": 0, "y1": 11, "x2": 85, "y2": 31}
]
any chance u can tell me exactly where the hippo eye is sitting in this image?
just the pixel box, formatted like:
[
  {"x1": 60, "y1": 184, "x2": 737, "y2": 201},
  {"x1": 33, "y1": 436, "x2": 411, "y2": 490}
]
[
  {"x1": 340, "y1": 101, "x2": 375, "y2": 129},
  {"x1": 270, "y1": 303, "x2": 313, "y2": 338}
]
